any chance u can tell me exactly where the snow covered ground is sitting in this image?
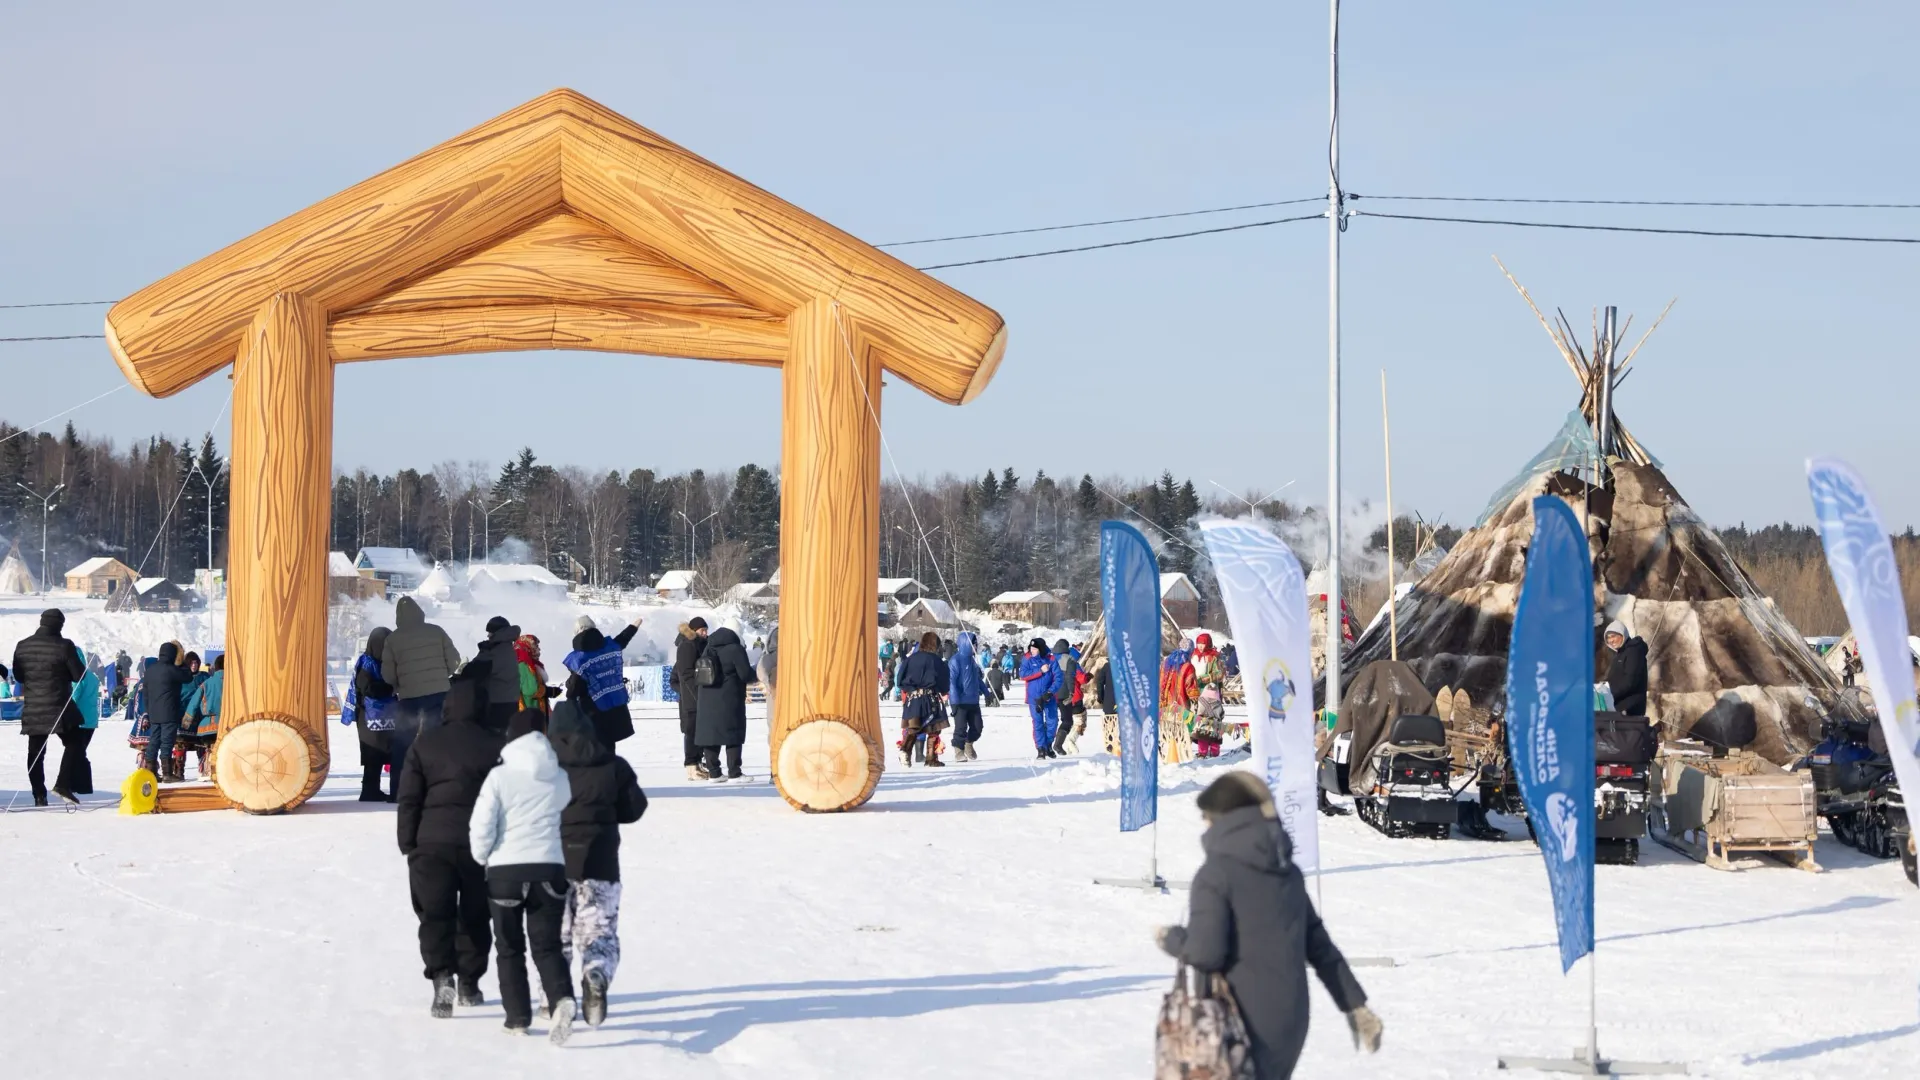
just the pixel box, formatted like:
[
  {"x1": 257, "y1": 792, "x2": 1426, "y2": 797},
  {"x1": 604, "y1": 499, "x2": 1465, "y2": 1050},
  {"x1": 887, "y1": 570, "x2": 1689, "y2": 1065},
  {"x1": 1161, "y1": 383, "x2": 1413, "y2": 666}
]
[{"x1": 2, "y1": 703, "x2": 1916, "y2": 1078}]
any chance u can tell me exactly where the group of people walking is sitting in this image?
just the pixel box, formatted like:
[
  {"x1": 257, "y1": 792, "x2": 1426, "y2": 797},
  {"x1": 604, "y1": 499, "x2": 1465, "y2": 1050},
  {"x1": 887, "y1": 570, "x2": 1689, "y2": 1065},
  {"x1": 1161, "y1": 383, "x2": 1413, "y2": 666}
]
[
  {"x1": 7, "y1": 609, "x2": 211, "y2": 806},
  {"x1": 345, "y1": 602, "x2": 650, "y2": 1044}
]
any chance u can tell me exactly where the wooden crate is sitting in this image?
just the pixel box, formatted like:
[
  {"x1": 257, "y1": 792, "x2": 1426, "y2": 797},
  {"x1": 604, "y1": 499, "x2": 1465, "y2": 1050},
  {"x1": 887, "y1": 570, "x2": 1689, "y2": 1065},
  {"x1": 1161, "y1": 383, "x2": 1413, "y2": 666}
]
[{"x1": 155, "y1": 783, "x2": 232, "y2": 814}]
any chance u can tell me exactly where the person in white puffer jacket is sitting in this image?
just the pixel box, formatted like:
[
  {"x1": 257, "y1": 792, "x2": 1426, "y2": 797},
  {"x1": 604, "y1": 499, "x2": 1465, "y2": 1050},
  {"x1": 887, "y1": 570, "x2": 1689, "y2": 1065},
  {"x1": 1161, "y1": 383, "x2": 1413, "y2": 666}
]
[{"x1": 470, "y1": 710, "x2": 576, "y2": 1044}]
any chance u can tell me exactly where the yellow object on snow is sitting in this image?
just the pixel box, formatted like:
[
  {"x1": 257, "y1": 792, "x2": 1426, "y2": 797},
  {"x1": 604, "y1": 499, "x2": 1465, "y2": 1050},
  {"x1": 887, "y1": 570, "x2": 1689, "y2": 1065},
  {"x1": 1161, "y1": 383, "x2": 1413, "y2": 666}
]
[{"x1": 119, "y1": 769, "x2": 158, "y2": 815}]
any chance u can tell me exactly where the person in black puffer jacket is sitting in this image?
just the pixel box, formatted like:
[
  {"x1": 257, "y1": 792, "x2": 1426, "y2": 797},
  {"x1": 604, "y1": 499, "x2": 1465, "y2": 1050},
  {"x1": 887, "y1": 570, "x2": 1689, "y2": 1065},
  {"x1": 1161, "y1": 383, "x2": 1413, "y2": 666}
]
[
  {"x1": 548, "y1": 702, "x2": 645, "y2": 1029},
  {"x1": 1158, "y1": 772, "x2": 1381, "y2": 1078},
  {"x1": 396, "y1": 670, "x2": 505, "y2": 1015},
  {"x1": 1603, "y1": 620, "x2": 1650, "y2": 717},
  {"x1": 475, "y1": 616, "x2": 524, "y2": 735},
  {"x1": 672, "y1": 619, "x2": 709, "y2": 778},
  {"x1": 693, "y1": 626, "x2": 757, "y2": 781},
  {"x1": 11, "y1": 608, "x2": 86, "y2": 805},
  {"x1": 140, "y1": 641, "x2": 192, "y2": 782}
]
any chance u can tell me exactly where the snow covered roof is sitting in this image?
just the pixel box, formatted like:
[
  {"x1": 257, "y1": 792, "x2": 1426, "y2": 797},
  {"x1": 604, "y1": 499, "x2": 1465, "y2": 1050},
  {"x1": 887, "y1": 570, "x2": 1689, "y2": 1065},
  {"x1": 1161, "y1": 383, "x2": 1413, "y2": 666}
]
[
  {"x1": 356, "y1": 547, "x2": 428, "y2": 573},
  {"x1": 1159, "y1": 573, "x2": 1199, "y2": 601},
  {"x1": 134, "y1": 577, "x2": 169, "y2": 594},
  {"x1": 900, "y1": 598, "x2": 959, "y2": 625},
  {"x1": 66, "y1": 556, "x2": 133, "y2": 578},
  {"x1": 327, "y1": 552, "x2": 361, "y2": 577},
  {"x1": 468, "y1": 563, "x2": 564, "y2": 587},
  {"x1": 727, "y1": 582, "x2": 777, "y2": 601},
  {"x1": 990, "y1": 590, "x2": 1058, "y2": 605},
  {"x1": 655, "y1": 570, "x2": 700, "y2": 591},
  {"x1": 417, "y1": 563, "x2": 463, "y2": 599},
  {"x1": 878, "y1": 577, "x2": 923, "y2": 598}
]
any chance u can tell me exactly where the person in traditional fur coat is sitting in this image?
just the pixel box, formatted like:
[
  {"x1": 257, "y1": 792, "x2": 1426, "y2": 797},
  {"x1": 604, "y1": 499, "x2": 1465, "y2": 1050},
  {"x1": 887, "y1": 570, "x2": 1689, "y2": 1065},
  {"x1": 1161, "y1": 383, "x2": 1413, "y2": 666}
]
[{"x1": 1157, "y1": 772, "x2": 1383, "y2": 1078}]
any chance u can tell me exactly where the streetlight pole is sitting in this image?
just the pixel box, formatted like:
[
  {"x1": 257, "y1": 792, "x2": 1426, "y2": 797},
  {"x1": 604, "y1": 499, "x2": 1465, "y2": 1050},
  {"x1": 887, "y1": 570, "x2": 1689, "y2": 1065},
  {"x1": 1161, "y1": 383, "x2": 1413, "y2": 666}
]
[
  {"x1": 17, "y1": 482, "x2": 64, "y2": 594},
  {"x1": 188, "y1": 457, "x2": 229, "y2": 571},
  {"x1": 471, "y1": 498, "x2": 513, "y2": 563},
  {"x1": 676, "y1": 510, "x2": 718, "y2": 564},
  {"x1": 1206, "y1": 478, "x2": 1297, "y2": 517}
]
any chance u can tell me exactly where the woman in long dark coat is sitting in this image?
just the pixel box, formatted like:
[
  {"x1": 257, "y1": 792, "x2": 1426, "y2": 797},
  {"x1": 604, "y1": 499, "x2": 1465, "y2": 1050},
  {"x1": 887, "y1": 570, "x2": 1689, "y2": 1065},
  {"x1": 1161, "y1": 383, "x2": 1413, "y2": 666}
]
[
  {"x1": 693, "y1": 626, "x2": 757, "y2": 781},
  {"x1": 1158, "y1": 772, "x2": 1383, "y2": 1078}
]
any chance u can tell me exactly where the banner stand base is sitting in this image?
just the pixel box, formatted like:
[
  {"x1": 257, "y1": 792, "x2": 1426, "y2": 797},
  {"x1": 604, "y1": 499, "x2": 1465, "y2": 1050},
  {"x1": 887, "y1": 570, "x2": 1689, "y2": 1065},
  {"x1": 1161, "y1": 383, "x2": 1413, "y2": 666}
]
[
  {"x1": 1348, "y1": 956, "x2": 1397, "y2": 968},
  {"x1": 1498, "y1": 1048, "x2": 1686, "y2": 1076},
  {"x1": 1092, "y1": 875, "x2": 1190, "y2": 893}
]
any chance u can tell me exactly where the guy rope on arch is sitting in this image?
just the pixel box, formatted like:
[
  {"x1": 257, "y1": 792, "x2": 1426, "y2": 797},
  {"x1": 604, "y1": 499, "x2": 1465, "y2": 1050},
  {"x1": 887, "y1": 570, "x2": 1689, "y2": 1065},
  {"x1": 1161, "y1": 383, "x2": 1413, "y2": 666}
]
[{"x1": 105, "y1": 88, "x2": 1007, "y2": 814}]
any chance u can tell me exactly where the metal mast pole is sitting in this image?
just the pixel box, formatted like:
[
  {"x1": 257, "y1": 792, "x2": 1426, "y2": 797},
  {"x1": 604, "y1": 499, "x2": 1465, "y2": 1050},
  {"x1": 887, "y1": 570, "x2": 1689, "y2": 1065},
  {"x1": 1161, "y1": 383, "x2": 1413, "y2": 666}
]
[{"x1": 1325, "y1": 0, "x2": 1345, "y2": 725}]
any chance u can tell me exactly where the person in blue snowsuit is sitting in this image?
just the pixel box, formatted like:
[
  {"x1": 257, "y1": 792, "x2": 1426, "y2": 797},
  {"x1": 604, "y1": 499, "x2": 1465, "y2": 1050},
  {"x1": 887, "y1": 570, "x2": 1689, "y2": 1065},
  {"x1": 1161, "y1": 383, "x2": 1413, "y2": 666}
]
[
  {"x1": 1018, "y1": 638, "x2": 1062, "y2": 760},
  {"x1": 948, "y1": 632, "x2": 989, "y2": 762}
]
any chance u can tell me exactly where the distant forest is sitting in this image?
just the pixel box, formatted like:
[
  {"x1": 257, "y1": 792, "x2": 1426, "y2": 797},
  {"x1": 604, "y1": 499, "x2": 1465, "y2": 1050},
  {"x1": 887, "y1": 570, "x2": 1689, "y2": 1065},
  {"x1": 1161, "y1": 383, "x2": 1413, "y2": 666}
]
[{"x1": 1, "y1": 417, "x2": 1914, "y2": 636}]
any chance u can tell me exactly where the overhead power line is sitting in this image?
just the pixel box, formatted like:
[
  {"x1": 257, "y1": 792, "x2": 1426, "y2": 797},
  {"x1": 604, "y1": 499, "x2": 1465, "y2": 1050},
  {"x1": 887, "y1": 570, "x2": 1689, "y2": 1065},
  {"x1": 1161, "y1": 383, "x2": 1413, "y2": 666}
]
[
  {"x1": 0, "y1": 299, "x2": 117, "y2": 310},
  {"x1": 1353, "y1": 209, "x2": 1920, "y2": 245},
  {"x1": 1351, "y1": 194, "x2": 1920, "y2": 210},
  {"x1": 914, "y1": 213, "x2": 1326, "y2": 270},
  {"x1": 875, "y1": 197, "x2": 1323, "y2": 248},
  {"x1": 0, "y1": 334, "x2": 105, "y2": 341}
]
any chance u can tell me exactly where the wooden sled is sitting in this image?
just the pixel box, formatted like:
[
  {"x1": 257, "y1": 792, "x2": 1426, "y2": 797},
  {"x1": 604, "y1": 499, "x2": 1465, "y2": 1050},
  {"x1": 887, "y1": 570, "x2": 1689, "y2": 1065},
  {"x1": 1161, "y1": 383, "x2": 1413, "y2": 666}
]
[{"x1": 1649, "y1": 745, "x2": 1820, "y2": 873}]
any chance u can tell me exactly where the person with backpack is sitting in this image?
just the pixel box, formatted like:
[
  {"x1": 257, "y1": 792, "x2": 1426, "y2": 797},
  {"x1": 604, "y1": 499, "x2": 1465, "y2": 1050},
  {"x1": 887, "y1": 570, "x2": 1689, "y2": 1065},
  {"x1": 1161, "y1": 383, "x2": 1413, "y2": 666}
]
[
  {"x1": 548, "y1": 701, "x2": 646, "y2": 1029},
  {"x1": 671, "y1": 619, "x2": 709, "y2": 779},
  {"x1": 947, "y1": 632, "x2": 988, "y2": 762},
  {"x1": 562, "y1": 615, "x2": 643, "y2": 747},
  {"x1": 397, "y1": 670, "x2": 503, "y2": 1020},
  {"x1": 1051, "y1": 638, "x2": 1084, "y2": 757},
  {"x1": 897, "y1": 631, "x2": 951, "y2": 767},
  {"x1": 1018, "y1": 638, "x2": 1062, "y2": 760},
  {"x1": 1156, "y1": 771, "x2": 1382, "y2": 1079},
  {"x1": 693, "y1": 624, "x2": 757, "y2": 782},
  {"x1": 382, "y1": 596, "x2": 464, "y2": 791},
  {"x1": 345, "y1": 629, "x2": 399, "y2": 801},
  {"x1": 470, "y1": 709, "x2": 576, "y2": 1043}
]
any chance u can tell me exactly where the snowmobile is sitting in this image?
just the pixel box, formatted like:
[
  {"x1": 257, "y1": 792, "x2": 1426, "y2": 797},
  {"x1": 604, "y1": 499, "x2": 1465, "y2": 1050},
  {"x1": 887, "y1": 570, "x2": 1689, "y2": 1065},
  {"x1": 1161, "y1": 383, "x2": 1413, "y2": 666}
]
[
  {"x1": 1592, "y1": 712, "x2": 1658, "y2": 866},
  {"x1": 1352, "y1": 714, "x2": 1455, "y2": 840},
  {"x1": 1806, "y1": 711, "x2": 1888, "y2": 853}
]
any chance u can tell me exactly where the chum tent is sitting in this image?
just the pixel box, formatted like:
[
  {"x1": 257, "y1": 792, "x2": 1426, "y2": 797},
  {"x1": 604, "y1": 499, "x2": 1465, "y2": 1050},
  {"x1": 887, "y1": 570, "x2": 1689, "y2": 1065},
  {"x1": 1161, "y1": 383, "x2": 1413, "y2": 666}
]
[
  {"x1": 0, "y1": 542, "x2": 36, "y2": 594},
  {"x1": 1336, "y1": 282, "x2": 1857, "y2": 766}
]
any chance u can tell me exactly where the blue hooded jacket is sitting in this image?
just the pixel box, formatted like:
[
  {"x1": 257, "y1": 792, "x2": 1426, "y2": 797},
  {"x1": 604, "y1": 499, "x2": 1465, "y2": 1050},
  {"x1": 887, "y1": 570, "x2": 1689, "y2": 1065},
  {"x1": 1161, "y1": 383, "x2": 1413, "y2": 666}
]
[
  {"x1": 1018, "y1": 648, "x2": 1061, "y2": 703},
  {"x1": 948, "y1": 633, "x2": 987, "y2": 706}
]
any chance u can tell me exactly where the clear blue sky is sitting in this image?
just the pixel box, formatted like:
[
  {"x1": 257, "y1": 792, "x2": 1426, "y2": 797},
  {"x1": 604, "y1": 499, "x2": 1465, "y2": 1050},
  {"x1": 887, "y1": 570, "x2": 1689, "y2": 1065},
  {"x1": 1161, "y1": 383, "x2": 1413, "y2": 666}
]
[{"x1": 3, "y1": 1, "x2": 1915, "y2": 529}]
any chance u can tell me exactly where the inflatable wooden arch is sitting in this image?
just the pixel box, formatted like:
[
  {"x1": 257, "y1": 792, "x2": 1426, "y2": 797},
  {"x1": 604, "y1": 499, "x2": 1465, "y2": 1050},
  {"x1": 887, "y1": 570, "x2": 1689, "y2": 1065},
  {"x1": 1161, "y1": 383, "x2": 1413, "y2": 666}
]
[{"x1": 106, "y1": 89, "x2": 1006, "y2": 815}]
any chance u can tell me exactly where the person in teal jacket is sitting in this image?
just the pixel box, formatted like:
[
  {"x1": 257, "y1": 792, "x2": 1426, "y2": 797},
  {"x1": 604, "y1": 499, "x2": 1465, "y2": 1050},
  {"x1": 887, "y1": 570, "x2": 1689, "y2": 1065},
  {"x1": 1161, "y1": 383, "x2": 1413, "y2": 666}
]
[
  {"x1": 181, "y1": 654, "x2": 225, "y2": 782},
  {"x1": 51, "y1": 649, "x2": 103, "y2": 803}
]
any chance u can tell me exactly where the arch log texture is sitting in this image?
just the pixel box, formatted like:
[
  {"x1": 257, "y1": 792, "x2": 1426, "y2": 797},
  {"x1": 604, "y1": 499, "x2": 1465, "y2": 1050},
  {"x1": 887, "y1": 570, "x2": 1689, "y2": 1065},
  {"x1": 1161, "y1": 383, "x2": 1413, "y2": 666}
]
[
  {"x1": 218, "y1": 293, "x2": 332, "y2": 813},
  {"x1": 104, "y1": 89, "x2": 1005, "y2": 814},
  {"x1": 773, "y1": 299, "x2": 883, "y2": 810}
]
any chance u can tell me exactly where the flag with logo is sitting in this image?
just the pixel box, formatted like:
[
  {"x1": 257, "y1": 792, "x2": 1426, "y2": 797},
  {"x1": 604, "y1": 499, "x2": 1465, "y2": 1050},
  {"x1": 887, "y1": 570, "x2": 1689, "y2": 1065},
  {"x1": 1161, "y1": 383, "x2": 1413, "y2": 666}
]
[
  {"x1": 1506, "y1": 495, "x2": 1596, "y2": 973},
  {"x1": 1807, "y1": 459, "x2": 1920, "y2": 824},
  {"x1": 1102, "y1": 521, "x2": 1162, "y2": 832},
  {"x1": 1199, "y1": 518, "x2": 1321, "y2": 874}
]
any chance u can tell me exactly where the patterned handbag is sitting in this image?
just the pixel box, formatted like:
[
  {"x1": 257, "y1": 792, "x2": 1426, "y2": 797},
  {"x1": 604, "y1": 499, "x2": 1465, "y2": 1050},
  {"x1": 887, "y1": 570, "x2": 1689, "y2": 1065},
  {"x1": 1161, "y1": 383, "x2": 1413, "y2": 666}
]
[{"x1": 1155, "y1": 963, "x2": 1254, "y2": 1080}]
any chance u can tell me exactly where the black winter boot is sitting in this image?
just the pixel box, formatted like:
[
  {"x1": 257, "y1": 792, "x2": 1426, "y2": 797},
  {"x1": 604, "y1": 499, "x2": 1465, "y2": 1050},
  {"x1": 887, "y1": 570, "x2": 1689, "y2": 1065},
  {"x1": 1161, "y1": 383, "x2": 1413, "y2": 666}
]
[
  {"x1": 430, "y1": 973, "x2": 455, "y2": 1018},
  {"x1": 457, "y1": 977, "x2": 484, "y2": 1007},
  {"x1": 582, "y1": 970, "x2": 608, "y2": 1029}
]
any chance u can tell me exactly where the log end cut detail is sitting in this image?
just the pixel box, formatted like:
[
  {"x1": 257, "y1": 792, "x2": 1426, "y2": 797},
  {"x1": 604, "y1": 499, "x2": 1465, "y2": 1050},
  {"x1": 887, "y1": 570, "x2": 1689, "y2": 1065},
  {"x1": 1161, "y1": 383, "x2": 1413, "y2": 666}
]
[
  {"x1": 775, "y1": 718, "x2": 878, "y2": 812},
  {"x1": 214, "y1": 715, "x2": 323, "y2": 814}
]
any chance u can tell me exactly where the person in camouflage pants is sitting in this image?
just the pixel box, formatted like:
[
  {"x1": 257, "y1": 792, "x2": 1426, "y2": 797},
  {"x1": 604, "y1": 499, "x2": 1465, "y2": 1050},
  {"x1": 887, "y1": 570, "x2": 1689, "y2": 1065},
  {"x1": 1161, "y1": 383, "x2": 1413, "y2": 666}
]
[{"x1": 563, "y1": 880, "x2": 623, "y2": 986}]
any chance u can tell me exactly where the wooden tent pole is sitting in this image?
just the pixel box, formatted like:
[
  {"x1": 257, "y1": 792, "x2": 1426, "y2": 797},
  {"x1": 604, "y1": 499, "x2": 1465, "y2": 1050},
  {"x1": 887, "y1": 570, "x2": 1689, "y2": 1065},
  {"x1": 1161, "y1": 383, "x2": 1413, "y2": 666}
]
[
  {"x1": 772, "y1": 297, "x2": 884, "y2": 811},
  {"x1": 1380, "y1": 370, "x2": 1398, "y2": 661},
  {"x1": 216, "y1": 292, "x2": 332, "y2": 813}
]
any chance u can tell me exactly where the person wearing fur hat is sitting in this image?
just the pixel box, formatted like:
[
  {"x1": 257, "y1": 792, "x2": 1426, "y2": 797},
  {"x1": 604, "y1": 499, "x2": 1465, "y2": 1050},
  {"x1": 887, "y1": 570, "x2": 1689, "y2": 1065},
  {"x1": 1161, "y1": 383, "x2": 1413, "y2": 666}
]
[
  {"x1": 1158, "y1": 772, "x2": 1382, "y2": 1078},
  {"x1": 671, "y1": 619, "x2": 709, "y2": 779},
  {"x1": 1603, "y1": 619, "x2": 1649, "y2": 717},
  {"x1": 1018, "y1": 638, "x2": 1062, "y2": 759}
]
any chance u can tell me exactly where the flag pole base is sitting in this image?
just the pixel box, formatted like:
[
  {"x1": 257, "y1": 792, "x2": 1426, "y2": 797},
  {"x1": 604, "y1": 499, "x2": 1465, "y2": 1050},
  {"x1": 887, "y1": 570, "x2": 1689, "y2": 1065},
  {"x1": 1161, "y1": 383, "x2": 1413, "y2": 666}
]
[
  {"x1": 1498, "y1": 1048, "x2": 1686, "y2": 1075},
  {"x1": 1347, "y1": 956, "x2": 1397, "y2": 968},
  {"x1": 1092, "y1": 875, "x2": 1190, "y2": 893}
]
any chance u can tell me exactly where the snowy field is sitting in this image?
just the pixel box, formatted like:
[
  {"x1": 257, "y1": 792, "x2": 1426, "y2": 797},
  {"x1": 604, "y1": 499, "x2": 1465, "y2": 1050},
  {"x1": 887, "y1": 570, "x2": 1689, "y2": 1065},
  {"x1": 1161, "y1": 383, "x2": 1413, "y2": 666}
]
[{"x1": 2, "y1": 703, "x2": 1917, "y2": 1079}]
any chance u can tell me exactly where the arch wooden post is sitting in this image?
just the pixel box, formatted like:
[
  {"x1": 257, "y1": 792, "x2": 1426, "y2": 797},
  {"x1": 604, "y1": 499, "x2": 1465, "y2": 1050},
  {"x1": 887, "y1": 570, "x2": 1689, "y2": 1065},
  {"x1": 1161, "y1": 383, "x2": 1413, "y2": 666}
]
[
  {"x1": 214, "y1": 292, "x2": 333, "y2": 812},
  {"x1": 773, "y1": 297, "x2": 884, "y2": 811}
]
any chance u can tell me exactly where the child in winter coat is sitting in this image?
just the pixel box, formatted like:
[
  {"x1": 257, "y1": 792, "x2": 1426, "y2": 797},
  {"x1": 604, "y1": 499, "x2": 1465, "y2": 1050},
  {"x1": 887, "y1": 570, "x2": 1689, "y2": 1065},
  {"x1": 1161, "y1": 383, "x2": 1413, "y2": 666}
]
[
  {"x1": 345, "y1": 629, "x2": 397, "y2": 801},
  {"x1": 470, "y1": 709, "x2": 576, "y2": 1043},
  {"x1": 1158, "y1": 772, "x2": 1382, "y2": 1079},
  {"x1": 1018, "y1": 638, "x2": 1062, "y2": 759},
  {"x1": 548, "y1": 702, "x2": 646, "y2": 1029}
]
